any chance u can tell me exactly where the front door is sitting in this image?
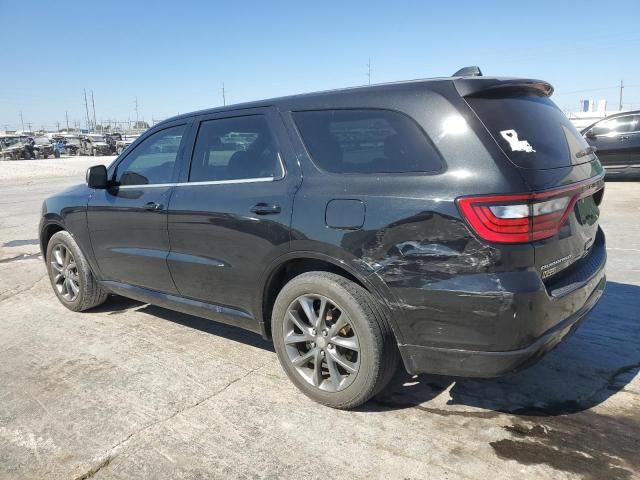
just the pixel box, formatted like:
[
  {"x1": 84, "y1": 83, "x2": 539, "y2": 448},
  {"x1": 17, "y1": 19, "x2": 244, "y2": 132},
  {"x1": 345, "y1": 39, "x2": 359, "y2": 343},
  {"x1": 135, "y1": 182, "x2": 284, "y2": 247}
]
[
  {"x1": 87, "y1": 122, "x2": 190, "y2": 293},
  {"x1": 167, "y1": 110, "x2": 300, "y2": 317},
  {"x1": 586, "y1": 114, "x2": 640, "y2": 168}
]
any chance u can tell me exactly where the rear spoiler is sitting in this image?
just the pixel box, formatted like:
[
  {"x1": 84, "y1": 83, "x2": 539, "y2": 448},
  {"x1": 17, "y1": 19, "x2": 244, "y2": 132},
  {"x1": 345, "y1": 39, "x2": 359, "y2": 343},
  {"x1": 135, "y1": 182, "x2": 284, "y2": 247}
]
[{"x1": 453, "y1": 77, "x2": 554, "y2": 98}]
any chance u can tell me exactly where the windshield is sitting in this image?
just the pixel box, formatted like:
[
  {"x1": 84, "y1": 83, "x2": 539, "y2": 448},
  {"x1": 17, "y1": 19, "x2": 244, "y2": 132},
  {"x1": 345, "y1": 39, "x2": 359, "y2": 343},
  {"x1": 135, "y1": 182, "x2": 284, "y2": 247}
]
[
  {"x1": 1, "y1": 137, "x2": 25, "y2": 147},
  {"x1": 466, "y1": 92, "x2": 594, "y2": 169}
]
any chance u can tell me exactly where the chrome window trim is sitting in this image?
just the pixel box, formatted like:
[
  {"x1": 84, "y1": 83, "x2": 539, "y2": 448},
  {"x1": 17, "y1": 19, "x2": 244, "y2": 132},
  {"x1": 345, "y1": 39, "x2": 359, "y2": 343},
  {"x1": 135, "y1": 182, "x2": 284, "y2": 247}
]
[
  {"x1": 117, "y1": 176, "x2": 276, "y2": 189},
  {"x1": 117, "y1": 143, "x2": 286, "y2": 190}
]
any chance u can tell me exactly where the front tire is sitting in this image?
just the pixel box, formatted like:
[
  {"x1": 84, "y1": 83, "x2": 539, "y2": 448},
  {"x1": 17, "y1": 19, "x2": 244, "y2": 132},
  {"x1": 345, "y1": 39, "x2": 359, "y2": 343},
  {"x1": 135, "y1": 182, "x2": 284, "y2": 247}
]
[
  {"x1": 272, "y1": 272, "x2": 399, "y2": 409},
  {"x1": 46, "y1": 231, "x2": 108, "y2": 311}
]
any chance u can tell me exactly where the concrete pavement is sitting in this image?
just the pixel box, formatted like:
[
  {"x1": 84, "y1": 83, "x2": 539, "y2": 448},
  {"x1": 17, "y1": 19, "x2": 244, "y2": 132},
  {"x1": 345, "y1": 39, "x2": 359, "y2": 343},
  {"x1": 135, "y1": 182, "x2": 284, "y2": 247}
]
[{"x1": 0, "y1": 157, "x2": 638, "y2": 479}]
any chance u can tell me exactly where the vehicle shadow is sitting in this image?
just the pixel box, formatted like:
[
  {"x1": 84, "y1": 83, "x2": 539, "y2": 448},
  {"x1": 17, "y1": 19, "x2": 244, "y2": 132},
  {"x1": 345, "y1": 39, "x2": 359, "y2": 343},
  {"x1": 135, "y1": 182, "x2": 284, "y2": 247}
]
[
  {"x1": 92, "y1": 295, "x2": 275, "y2": 352},
  {"x1": 604, "y1": 175, "x2": 640, "y2": 182},
  {"x1": 366, "y1": 281, "x2": 640, "y2": 416}
]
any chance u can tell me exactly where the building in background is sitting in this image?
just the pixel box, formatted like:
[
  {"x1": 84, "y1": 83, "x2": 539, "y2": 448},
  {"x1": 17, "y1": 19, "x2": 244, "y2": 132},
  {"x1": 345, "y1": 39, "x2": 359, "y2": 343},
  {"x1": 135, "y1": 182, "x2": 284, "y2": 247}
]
[{"x1": 567, "y1": 98, "x2": 621, "y2": 130}]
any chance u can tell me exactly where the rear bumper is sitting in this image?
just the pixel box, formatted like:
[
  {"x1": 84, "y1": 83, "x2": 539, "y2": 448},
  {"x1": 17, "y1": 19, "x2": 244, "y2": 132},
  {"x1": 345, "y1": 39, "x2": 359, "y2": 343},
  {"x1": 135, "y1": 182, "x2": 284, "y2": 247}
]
[
  {"x1": 385, "y1": 227, "x2": 607, "y2": 377},
  {"x1": 399, "y1": 274, "x2": 605, "y2": 376}
]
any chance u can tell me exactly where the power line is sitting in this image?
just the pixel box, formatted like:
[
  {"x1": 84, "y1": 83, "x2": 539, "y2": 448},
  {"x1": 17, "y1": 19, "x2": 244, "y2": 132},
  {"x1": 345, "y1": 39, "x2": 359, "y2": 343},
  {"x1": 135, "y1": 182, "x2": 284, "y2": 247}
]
[{"x1": 554, "y1": 83, "x2": 640, "y2": 97}]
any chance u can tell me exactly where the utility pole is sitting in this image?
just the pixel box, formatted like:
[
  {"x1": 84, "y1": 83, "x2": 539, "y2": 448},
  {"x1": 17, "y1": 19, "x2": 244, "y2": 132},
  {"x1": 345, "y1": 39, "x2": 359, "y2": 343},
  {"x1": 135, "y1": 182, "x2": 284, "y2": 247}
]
[
  {"x1": 27, "y1": 122, "x2": 32, "y2": 132},
  {"x1": 367, "y1": 58, "x2": 372, "y2": 85},
  {"x1": 91, "y1": 90, "x2": 97, "y2": 131},
  {"x1": 56, "y1": 121, "x2": 60, "y2": 132},
  {"x1": 134, "y1": 97, "x2": 139, "y2": 126},
  {"x1": 83, "y1": 89, "x2": 91, "y2": 130},
  {"x1": 222, "y1": 82, "x2": 226, "y2": 106},
  {"x1": 19, "y1": 111, "x2": 24, "y2": 131},
  {"x1": 65, "y1": 111, "x2": 69, "y2": 130},
  {"x1": 619, "y1": 80, "x2": 624, "y2": 111}
]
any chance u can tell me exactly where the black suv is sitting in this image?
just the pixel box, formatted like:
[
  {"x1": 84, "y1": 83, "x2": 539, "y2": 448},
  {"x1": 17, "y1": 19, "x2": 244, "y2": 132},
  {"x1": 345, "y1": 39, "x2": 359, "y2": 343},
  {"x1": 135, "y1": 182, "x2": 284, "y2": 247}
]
[
  {"x1": 582, "y1": 110, "x2": 640, "y2": 177},
  {"x1": 39, "y1": 69, "x2": 606, "y2": 409}
]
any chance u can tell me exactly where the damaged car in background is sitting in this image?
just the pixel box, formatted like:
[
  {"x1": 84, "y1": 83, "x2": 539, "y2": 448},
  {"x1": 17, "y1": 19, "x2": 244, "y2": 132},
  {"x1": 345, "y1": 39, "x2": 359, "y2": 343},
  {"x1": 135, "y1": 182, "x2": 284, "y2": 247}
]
[
  {"x1": 0, "y1": 135, "x2": 48, "y2": 159},
  {"x1": 78, "y1": 134, "x2": 111, "y2": 156},
  {"x1": 39, "y1": 66, "x2": 606, "y2": 409},
  {"x1": 115, "y1": 134, "x2": 140, "y2": 155}
]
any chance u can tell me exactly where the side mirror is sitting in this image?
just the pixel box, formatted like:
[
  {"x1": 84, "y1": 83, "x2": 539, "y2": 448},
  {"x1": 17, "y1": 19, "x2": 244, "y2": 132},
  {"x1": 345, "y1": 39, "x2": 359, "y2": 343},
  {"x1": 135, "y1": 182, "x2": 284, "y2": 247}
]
[
  {"x1": 585, "y1": 129, "x2": 596, "y2": 139},
  {"x1": 86, "y1": 165, "x2": 108, "y2": 189}
]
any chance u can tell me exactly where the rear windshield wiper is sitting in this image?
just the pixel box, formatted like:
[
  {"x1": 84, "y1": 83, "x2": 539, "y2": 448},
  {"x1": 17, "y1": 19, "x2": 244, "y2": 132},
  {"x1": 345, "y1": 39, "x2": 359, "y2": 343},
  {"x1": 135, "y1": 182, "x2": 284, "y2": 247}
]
[{"x1": 576, "y1": 145, "x2": 597, "y2": 158}]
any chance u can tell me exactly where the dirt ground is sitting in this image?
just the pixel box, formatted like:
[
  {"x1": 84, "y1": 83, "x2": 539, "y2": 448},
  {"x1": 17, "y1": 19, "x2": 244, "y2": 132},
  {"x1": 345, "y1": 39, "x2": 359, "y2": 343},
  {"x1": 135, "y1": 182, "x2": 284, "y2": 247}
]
[{"x1": 0, "y1": 156, "x2": 638, "y2": 479}]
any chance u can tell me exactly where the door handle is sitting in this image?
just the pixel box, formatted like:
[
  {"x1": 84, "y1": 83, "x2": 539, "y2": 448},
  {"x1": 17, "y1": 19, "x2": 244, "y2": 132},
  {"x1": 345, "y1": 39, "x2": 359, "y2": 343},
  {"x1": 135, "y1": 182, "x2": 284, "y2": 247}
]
[
  {"x1": 620, "y1": 135, "x2": 630, "y2": 140},
  {"x1": 250, "y1": 203, "x2": 281, "y2": 215},
  {"x1": 143, "y1": 201, "x2": 164, "y2": 212}
]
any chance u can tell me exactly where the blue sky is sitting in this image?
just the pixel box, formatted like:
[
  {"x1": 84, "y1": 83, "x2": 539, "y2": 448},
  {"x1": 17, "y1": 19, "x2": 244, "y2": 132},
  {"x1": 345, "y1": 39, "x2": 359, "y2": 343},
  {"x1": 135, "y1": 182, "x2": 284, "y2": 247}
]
[{"x1": 1, "y1": 0, "x2": 639, "y2": 130}]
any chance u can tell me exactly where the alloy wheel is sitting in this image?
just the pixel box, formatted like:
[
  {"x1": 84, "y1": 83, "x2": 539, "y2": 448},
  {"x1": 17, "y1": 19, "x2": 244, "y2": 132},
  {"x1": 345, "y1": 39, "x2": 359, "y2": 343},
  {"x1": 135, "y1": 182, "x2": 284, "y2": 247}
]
[
  {"x1": 283, "y1": 294, "x2": 360, "y2": 392},
  {"x1": 50, "y1": 244, "x2": 80, "y2": 301}
]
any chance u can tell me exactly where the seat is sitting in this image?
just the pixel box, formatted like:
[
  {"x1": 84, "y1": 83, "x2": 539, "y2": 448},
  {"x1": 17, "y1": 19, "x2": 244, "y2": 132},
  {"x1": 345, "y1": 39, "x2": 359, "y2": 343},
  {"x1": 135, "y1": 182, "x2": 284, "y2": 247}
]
[{"x1": 227, "y1": 150, "x2": 254, "y2": 179}]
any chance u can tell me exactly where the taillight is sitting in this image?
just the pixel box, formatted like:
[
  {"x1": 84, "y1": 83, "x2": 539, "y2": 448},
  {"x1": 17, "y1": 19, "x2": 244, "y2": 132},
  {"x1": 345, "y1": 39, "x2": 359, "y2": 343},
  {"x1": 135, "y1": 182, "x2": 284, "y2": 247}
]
[{"x1": 456, "y1": 177, "x2": 604, "y2": 244}]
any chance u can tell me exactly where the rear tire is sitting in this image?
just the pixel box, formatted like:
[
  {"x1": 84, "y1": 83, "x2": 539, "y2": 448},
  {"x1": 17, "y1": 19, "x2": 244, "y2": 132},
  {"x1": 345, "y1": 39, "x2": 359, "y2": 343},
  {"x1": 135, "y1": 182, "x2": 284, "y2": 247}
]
[
  {"x1": 272, "y1": 272, "x2": 399, "y2": 409},
  {"x1": 46, "y1": 231, "x2": 108, "y2": 312}
]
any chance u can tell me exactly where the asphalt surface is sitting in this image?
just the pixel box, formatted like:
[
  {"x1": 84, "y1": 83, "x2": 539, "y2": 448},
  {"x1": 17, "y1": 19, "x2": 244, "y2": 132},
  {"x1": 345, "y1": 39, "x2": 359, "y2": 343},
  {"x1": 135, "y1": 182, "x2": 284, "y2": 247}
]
[{"x1": 0, "y1": 157, "x2": 638, "y2": 479}]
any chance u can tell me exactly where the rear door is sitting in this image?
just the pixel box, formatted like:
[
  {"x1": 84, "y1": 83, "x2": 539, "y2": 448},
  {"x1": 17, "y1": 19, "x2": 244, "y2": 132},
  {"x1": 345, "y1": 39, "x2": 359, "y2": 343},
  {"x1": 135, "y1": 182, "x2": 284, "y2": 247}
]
[
  {"x1": 87, "y1": 121, "x2": 191, "y2": 293},
  {"x1": 167, "y1": 108, "x2": 301, "y2": 317}
]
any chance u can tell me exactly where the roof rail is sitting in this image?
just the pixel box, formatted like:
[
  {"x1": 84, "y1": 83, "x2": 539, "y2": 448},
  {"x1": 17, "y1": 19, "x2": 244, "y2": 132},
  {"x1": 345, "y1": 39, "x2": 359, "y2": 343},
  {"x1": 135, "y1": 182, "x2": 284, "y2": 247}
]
[{"x1": 453, "y1": 66, "x2": 483, "y2": 77}]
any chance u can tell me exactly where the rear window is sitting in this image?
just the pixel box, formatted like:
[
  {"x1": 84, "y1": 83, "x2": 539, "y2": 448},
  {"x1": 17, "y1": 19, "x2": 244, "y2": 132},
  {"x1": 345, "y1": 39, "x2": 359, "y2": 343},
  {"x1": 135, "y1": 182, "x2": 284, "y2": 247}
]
[
  {"x1": 293, "y1": 109, "x2": 442, "y2": 174},
  {"x1": 466, "y1": 93, "x2": 594, "y2": 169}
]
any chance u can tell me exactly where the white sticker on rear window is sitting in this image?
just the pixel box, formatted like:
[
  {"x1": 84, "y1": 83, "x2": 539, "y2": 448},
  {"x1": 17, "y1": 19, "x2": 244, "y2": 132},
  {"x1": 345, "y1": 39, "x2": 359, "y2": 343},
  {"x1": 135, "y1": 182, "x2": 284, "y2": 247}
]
[{"x1": 500, "y1": 129, "x2": 536, "y2": 153}]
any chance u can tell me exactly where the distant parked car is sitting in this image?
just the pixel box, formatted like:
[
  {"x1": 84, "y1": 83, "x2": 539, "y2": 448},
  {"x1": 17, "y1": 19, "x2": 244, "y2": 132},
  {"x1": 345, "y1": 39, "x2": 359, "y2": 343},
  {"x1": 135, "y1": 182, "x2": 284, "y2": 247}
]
[
  {"x1": 0, "y1": 135, "x2": 35, "y2": 159},
  {"x1": 33, "y1": 137, "x2": 54, "y2": 159},
  {"x1": 52, "y1": 135, "x2": 81, "y2": 156},
  {"x1": 115, "y1": 134, "x2": 140, "y2": 155},
  {"x1": 105, "y1": 133, "x2": 122, "y2": 154},
  {"x1": 582, "y1": 111, "x2": 640, "y2": 177},
  {"x1": 79, "y1": 134, "x2": 111, "y2": 156}
]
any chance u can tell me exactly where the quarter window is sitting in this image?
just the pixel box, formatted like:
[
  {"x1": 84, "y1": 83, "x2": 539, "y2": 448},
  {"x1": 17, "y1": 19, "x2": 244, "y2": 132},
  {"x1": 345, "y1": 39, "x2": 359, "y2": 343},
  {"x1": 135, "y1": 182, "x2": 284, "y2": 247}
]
[
  {"x1": 189, "y1": 115, "x2": 283, "y2": 182},
  {"x1": 115, "y1": 125, "x2": 186, "y2": 186},
  {"x1": 293, "y1": 109, "x2": 442, "y2": 174}
]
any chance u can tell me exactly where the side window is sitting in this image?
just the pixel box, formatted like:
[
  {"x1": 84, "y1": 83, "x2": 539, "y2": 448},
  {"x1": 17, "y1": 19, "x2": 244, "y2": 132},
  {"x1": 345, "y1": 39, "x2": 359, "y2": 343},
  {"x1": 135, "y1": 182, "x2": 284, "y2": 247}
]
[
  {"x1": 115, "y1": 125, "x2": 186, "y2": 186},
  {"x1": 189, "y1": 115, "x2": 283, "y2": 182},
  {"x1": 293, "y1": 109, "x2": 443, "y2": 174},
  {"x1": 591, "y1": 116, "x2": 636, "y2": 136}
]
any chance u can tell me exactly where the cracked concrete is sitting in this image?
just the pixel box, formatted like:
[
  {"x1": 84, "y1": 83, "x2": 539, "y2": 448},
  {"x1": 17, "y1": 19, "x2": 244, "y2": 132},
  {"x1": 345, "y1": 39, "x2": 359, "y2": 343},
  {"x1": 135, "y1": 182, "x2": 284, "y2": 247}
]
[
  {"x1": 75, "y1": 367, "x2": 263, "y2": 480},
  {"x1": 0, "y1": 157, "x2": 638, "y2": 479}
]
